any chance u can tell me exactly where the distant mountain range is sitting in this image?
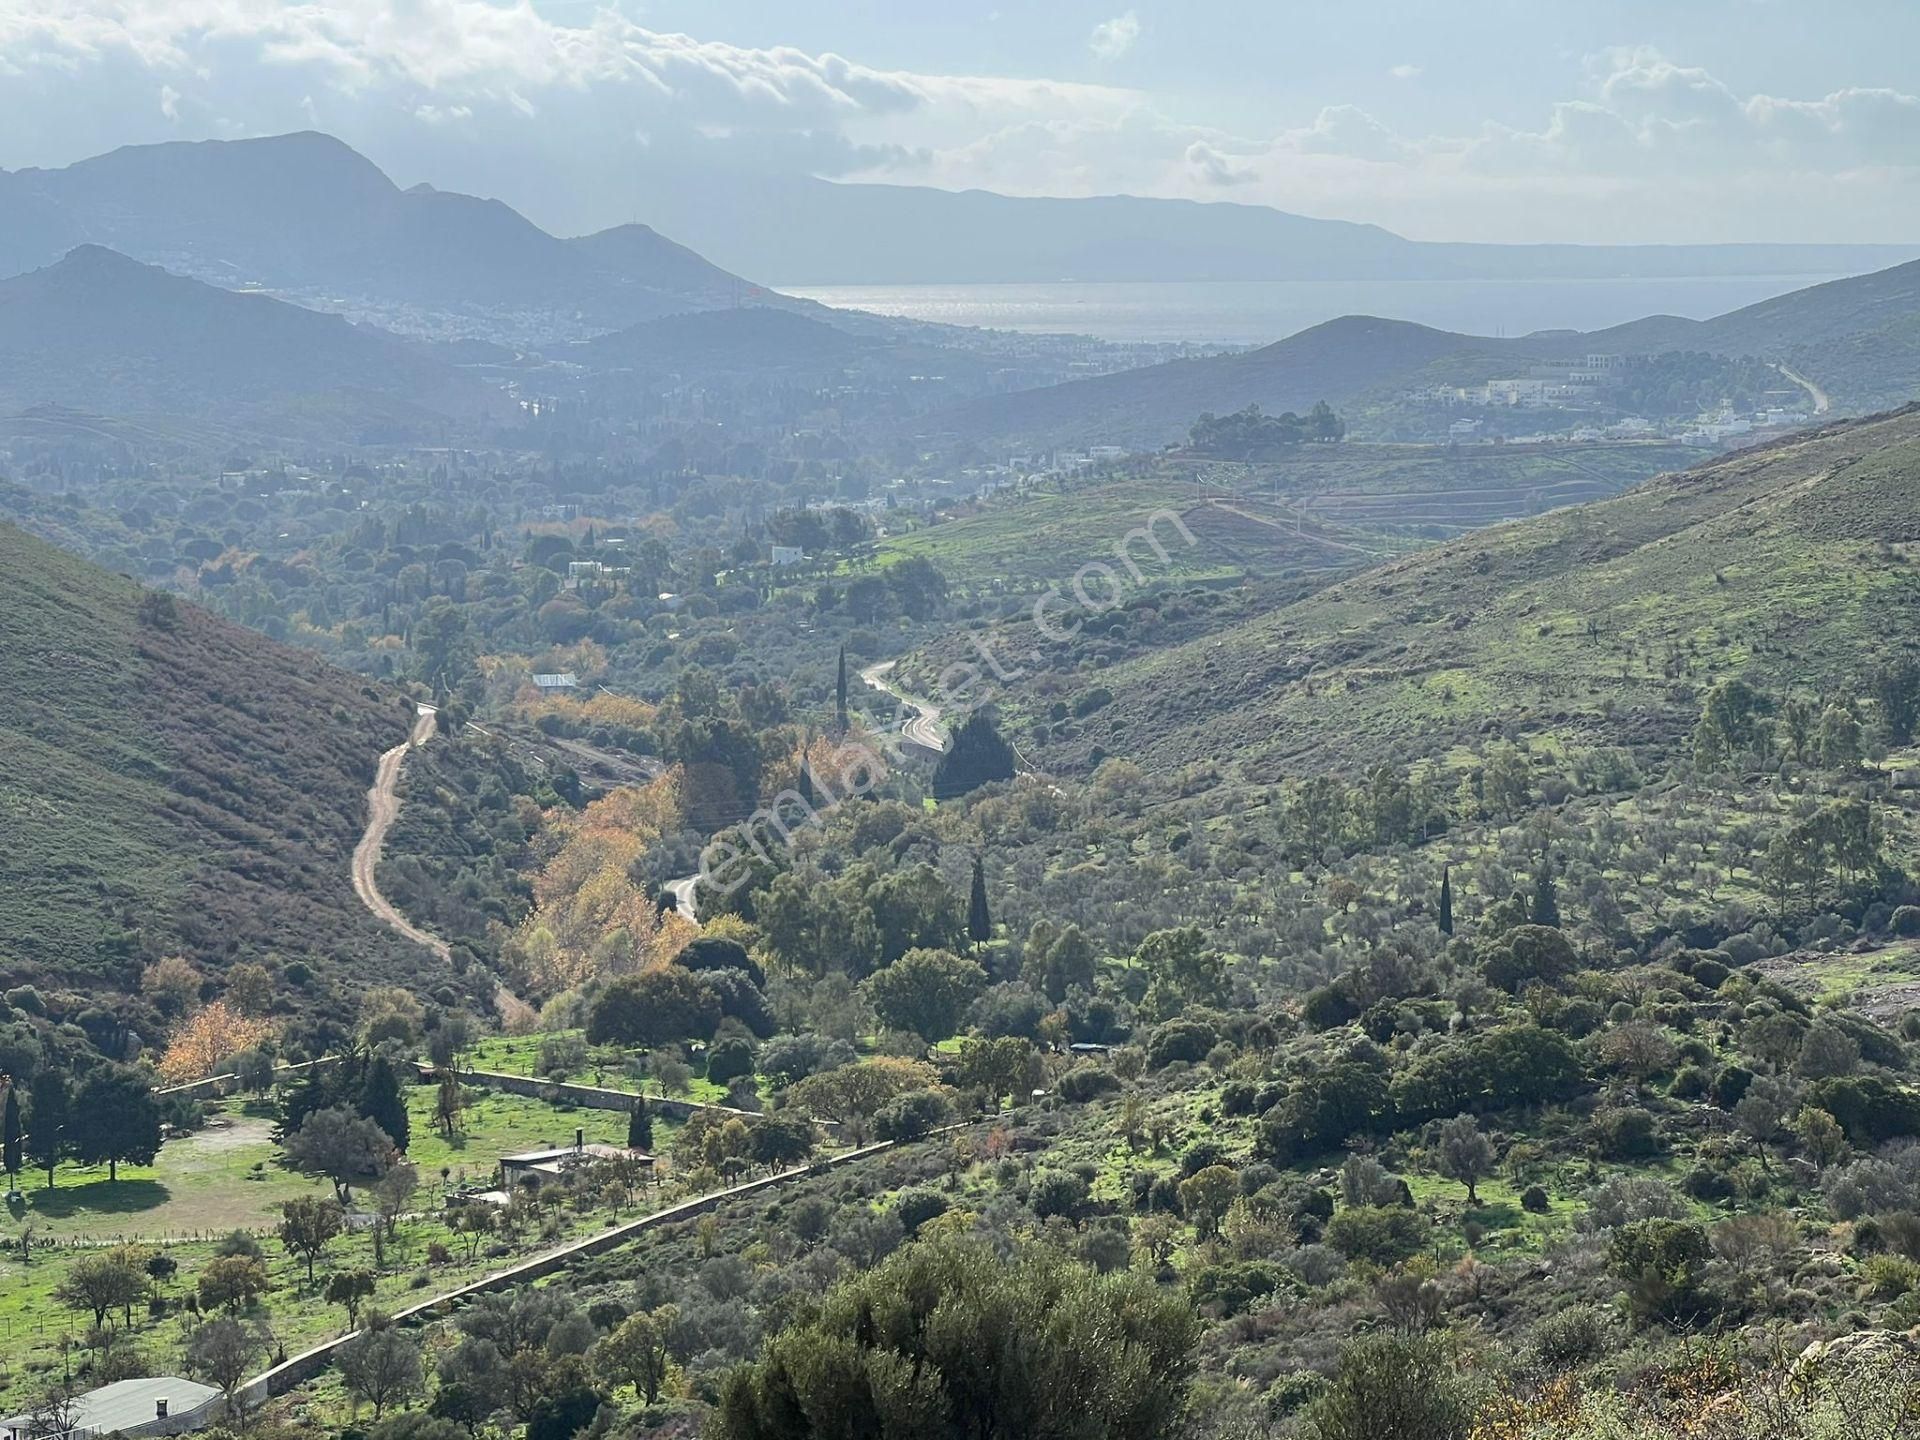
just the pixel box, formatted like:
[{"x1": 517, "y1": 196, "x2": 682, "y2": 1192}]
[
  {"x1": 926, "y1": 258, "x2": 1920, "y2": 450},
  {"x1": 638, "y1": 175, "x2": 1920, "y2": 286},
  {"x1": 0, "y1": 245, "x2": 508, "y2": 443},
  {"x1": 0, "y1": 132, "x2": 767, "y2": 341},
  {"x1": 6, "y1": 133, "x2": 1916, "y2": 327}
]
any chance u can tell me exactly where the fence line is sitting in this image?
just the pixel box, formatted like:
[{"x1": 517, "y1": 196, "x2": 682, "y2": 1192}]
[{"x1": 236, "y1": 1126, "x2": 959, "y2": 1406}]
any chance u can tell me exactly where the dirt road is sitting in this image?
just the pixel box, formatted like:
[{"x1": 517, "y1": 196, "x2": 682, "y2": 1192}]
[
  {"x1": 1777, "y1": 363, "x2": 1831, "y2": 415},
  {"x1": 351, "y1": 706, "x2": 451, "y2": 962}
]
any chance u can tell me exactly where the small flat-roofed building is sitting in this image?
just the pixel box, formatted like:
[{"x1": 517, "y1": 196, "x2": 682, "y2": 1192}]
[
  {"x1": 500, "y1": 1129, "x2": 653, "y2": 1190},
  {"x1": 532, "y1": 672, "x2": 580, "y2": 695},
  {"x1": 2, "y1": 1377, "x2": 224, "y2": 1440}
]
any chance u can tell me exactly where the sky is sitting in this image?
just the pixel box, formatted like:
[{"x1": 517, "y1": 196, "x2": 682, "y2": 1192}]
[{"x1": 3, "y1": 0, "x2": 1919, "y2": 244}]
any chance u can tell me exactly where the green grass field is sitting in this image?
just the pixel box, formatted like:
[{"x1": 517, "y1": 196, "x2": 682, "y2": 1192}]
[{"x1": 0, "y1": 1079, "x2": 700, "y2": 1417}]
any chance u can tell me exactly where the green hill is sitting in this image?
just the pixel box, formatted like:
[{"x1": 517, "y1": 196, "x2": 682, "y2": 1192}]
[
  {"x1": 980, "y1": 407, "x2": 1920, "y2": 777},
  {"x1": 0, "y1": 523, "x2": 445, "y2": 1015}
]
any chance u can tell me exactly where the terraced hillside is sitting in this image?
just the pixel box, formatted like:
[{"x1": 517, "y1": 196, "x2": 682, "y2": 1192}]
[
  {"x1": 0, "y1": 523, "x2": 445, "y2": 1014},
  {"x1": 972, "y1": 407, "x2": 1920, "y2": 777},
  {"x1": 884, "y1": 444, "x2": 1700, "y2": 597}
]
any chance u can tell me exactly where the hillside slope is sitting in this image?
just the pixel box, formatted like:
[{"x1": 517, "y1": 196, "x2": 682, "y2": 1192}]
[
  {"x1": 0, "y1": 524, "x2": 446, "y2": 1012},
  {"x1": 1031, "y1": 407, "x2": 1920, "y2": 776},
  {"x1": 0, "y1": 246, "x2": 507, "y2": 443}
]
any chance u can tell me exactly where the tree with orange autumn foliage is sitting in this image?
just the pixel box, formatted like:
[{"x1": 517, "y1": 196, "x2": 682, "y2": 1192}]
[
  {"x1": 156, "y1": 1002, "x2": 275, "y2": 1084},
  {"x1": 508, "y1": 771, "x2": 694, "y2": 994}
]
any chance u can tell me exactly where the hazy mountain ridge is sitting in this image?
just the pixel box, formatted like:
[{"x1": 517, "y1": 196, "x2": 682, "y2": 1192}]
[
  {"x1": 0, "y1": 245, "x2": 510, "y2": 443},
  {"x1": 642, "y1": 173, "x2": 1920, "y2": 285},
  {"x1": 0, "y1": 132, "x2": 763, "y2": 338},
  {"x1": 925, "y1": 260, "x2": 1920, "y2": 449}
]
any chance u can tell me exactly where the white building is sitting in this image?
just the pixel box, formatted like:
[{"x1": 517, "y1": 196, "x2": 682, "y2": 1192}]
[
  {"x1": 3, "y1": 1378, "x2": 224, "y2": 1440},
  {"x1": 770, "y1": 545, "x2": 805, "y2": 567}
]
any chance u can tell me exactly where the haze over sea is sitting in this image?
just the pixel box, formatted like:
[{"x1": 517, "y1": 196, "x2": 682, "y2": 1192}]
[{"x1": 782, "y1": 275, "x2": 1849, "y2": 347}]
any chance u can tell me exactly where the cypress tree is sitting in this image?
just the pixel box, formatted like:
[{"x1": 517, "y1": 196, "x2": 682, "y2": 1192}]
[
  {"x1": 27, "y1": 1068, "x2": 69, "y2": 1190},
  {"x1": 835, "y1": 647, "x2": 849, "y2": 734},
  {"x1": 360, "y1": 1057, "x2": 411, "y2": 1155},
  {"x1": 1438, "y1": 867, "x2": 1454, "y2": 937},
  {"x1": 933, "y1": 712, "x2": 1017, "y2": 800},
  {"x1": 1530, "y1": 862, "x2": 1561, "y2": 929},
  {"x1": 797, "y1": 730, "x2": 817, "y2": 807},
  {"x1": 967, "y1": 858, "x2": 992, "y2": 947},
  {"x1": 627, "y1": 1096, "x2": 653, "y2": 1152},
  {"x1": 2, "y1": 1082, "x2": 22, "y2": 1191}
]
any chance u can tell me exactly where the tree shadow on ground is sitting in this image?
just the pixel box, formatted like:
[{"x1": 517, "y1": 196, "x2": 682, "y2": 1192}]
[{"x1": 27, "y1": 1179, "x2": 171, "y2": 1219}]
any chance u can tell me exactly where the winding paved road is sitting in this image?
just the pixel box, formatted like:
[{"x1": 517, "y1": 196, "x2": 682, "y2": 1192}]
[
  {"x1": 664, "y1": 660, "x2": 954, "y2": 919},
  {"x1": 862, "y1": 659, "x2": 949, "y2": 751},
  {"x1": 351, "y1": 705, "x2": 452, "y2": 962}
]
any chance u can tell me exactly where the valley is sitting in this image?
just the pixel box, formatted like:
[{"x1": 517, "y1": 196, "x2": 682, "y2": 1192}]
[{"x1": 3, "y1": 108, "x2": 1920, "y2": 1440}]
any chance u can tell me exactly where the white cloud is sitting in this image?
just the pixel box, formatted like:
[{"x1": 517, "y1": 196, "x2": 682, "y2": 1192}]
[
  {"x1": 1, "y1": 13, "x2": 1917, "y2": 243},
  {"x1": 1088, "y1": 12, "x2": 1140, "y2": 63},
  {"x1": 857, "y1": 47, "x2": 1920, "y2": 241}
]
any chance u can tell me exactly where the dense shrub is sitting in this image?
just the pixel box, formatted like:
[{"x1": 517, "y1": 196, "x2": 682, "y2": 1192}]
[
  {"x1": 1189, "y1": 1260, "x2": 1287, "y2": 1317},
  {"x1": 1595, "y1": 1107, "x2": 1663, "y2": 1158},
  {"x1": 1808, "y1": 1075, "x2": 1920, "y2": 1145},
  {"x1": 1028, "y1": 1168, "x2": 1091, "y2": 1221},
  {"x1": 1147, "y1": 1018, "x2": 1217, "y2": 1068},
  {"x1": 1056, "y1": 1065, "x2": 1121, "y2": 1103},
  {"x1": 1390, "y1": 1025, "x2": 1587, "y2": 1124},
  {"x1": 873, "y1": 1088, "x2": 954, "y2": 1142},
  {"x1": 706, "y1": 1036, "x2": 756, "y2": 1086},
  {"x1": 1257, "y1": 1062, "x2": 1392, "y2": 1163},
  {"x1": 1323, "y1": 1206, "x2": 1429, "y2": 1266}
]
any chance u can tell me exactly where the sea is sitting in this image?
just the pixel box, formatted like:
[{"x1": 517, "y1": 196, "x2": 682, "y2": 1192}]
[{"x1": 779, "y1": 276, "x2": 1849, "y2": 348}]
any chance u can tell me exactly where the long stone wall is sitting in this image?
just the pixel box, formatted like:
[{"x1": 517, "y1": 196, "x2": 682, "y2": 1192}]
[
  {"x1": 153, "y1": 1056, "x2": 335, "y2": 1101},
  {"x1": 416, "y1": 1063, "x2": 842, "y2": 1136},
  {"x1": 239, "y1": 1133, "x2": 918, "y2": 1405}
]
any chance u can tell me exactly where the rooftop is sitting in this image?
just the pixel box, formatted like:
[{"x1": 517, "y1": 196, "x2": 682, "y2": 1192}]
[{"x1": 2, "y1": 1377, "x2": 221, "y2": 1438}]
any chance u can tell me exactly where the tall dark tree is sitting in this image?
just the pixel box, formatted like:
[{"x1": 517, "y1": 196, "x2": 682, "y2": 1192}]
[
  {"x1": 967, "y1": 857, "x2": 992, "y2": 948},
  {"x1": 1438, "y1": 867, "x2": 1454, "y2": 937},
  {"x1": 360, "y1": 1056, "x2": 411, "y2": 1155},
  {"x1": 73, "y1": 1065, "x2": 163, "y2": 1181},
  {"x1": 1872, "y1": 655, "x2": 1920, "y2": 746},
  {"x1": 932, "y1": 711, "x2": 1018, "y2": 801},
  {"x1": 26, "y1": 1068, "x2": 68, "y2": 1189},
  {"x1": 1529, "y1": 861, "x2": 1561, "y2": 929},
  {"x1": 2, "y1": 1081, "x2": 22, "y2": 1191},
  {"x1": 627, "y1": 1096, "x2": 653, "y2": 1152},
  {"x1": 835, "y1": 646, "x2": 849, "y2": 734},
  {"x1": 797, "y1": 730, "x2": 818, "y2": 808}
]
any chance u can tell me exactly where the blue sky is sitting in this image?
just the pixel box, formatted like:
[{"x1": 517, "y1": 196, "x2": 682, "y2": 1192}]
[{"x1": 4, "y1": 1, "x2": 1917, "y2": 243}]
